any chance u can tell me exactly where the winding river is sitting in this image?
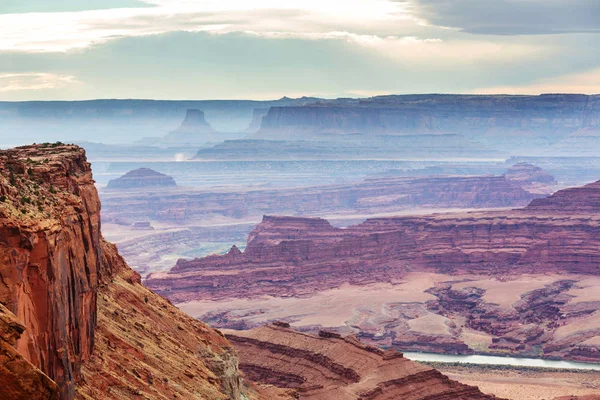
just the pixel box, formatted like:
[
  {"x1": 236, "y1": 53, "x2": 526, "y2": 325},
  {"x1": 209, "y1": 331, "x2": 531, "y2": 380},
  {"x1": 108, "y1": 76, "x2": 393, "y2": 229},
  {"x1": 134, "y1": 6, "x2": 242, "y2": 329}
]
[{"x1": 403, "y1": 352, "x2": 600, "y2": 371}]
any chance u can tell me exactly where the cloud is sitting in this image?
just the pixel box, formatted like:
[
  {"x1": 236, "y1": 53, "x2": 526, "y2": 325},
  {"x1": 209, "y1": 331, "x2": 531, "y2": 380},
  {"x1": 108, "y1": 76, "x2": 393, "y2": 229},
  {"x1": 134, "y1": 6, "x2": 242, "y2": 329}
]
[
  {"x1": 473, "y1": 68, "x2": 600, "y2": 95},
  {"x1": 0, "y1": 73, "x2": 79, "y2": 92},
  {"x1": 0, "y1": 0, "x2": 421, "y2": 53},
  {"x1": 412, "y1": 0, "x2": 600, "y2": 35},
  {"x1": 0, "y1": 0, "x2": 150, "y2": 14}
]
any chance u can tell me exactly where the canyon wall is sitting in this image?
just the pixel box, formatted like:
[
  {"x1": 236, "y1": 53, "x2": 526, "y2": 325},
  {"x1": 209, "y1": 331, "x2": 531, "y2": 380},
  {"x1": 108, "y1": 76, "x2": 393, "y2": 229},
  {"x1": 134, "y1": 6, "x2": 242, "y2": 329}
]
[
  {"x1": 147, "y1": 180, "x2": 600, "y2": 302},
  {"x1": 0, "y1": 144, "x2": 102, "y2": 398},
  {"x1": 0, "y1": 144, "x2": 261, "y2": 400},
  {"x1": 101, "y1": 171, "x2": 547, "y2": 225},
  {"x1": 257, "y1": 94, "x2": 600, "y2": 138}
]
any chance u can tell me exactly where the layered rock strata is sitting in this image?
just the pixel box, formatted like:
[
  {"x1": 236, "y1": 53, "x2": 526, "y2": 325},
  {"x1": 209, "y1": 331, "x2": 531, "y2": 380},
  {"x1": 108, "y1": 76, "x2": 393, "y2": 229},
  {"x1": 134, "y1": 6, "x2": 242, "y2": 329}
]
[
  {"x1": 225, "y1": 324, "x2": 500, "y2": 399},
  {"x1": 0, "y1": 303, "x2": 59, "y2": 400},
  {"x1": 101, "y1": 171, "x2": 548, "y2": 225},
  {"x1": 0, "y1": 144, "x2": 258, "y2": 400}
]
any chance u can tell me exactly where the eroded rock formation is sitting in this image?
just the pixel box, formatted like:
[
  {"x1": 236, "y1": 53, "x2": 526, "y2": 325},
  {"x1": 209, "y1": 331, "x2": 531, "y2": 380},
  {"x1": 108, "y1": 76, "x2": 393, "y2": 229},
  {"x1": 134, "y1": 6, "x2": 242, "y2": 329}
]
[
  {"x1": 225, "y1": 324, "x2": 501, "y2": 399},
  {"x1": 146, "y1": 179, "x2": 600, "y2": 361},
  {"x1": 0, "y1": 144, "x2": 259, "y2": 400},
  {"x1": 106, "y1": 168, "x2": 177, "y2": 189},
  {"x1": 171, "y1": 109, "x2": 216, "y2": 135},
  {"x1": 101, "y1": 171, "x2": 548, "y2": 225},
  {"x1": 257, "y1": 94, "x2": 600, "y2": 139},
  {"x1": 0, "y1": 303, "x2": 59, "y2": 400}
]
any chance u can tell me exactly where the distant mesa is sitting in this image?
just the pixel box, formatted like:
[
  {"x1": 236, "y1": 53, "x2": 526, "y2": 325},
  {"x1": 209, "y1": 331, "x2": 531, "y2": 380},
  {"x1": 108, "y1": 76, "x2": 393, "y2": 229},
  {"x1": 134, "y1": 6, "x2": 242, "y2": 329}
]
[
  {"x1": 107, "y1": 168, "x2": 177, "y2": 189},
  {"x1": 171, "y1": 109, "x2": 216, "y2": 135},
  {"x1": 504, "y1": 162, "x2": 557, "y2": 185}
]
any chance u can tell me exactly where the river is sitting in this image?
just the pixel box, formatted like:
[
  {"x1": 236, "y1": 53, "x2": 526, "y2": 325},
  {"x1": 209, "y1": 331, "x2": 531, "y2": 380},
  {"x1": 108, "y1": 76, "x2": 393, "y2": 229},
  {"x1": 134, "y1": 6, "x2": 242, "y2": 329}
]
[{"x1": 403, "y1": 352, "x2": 600, "y2": 371}]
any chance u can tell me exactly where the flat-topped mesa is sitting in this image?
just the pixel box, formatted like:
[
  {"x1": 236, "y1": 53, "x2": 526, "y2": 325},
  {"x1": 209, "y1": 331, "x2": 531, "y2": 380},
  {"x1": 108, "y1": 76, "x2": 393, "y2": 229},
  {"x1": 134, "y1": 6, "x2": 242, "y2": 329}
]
[
  {"x1": 171, "y1": 108, "x2": 216, "y2": 134},
  {"x1": 0, "y1": 144, "x2": 259, "y2": 400},
  {"x1": 225, "y1": 324, "x2": 501, "y2": 400},
  {"x1": 106, "y1": 167, "x2": 177, "y2": 189},
  {"x1": 256, "y1": 94, "x2": 600, "y2": 138},
  {"x1": 146, "y1": 179, "x2": 600, "y2": 303},
  {"x1": 504, "y1": 163, "x2": 557, "y2": 185}
]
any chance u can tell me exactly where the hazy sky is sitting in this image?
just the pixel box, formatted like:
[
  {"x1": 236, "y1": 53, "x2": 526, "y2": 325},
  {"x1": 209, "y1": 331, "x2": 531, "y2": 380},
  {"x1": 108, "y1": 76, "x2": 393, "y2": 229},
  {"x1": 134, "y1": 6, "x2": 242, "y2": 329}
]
[{"x1": 0, "y1": 0, "x2": 599, "y2": 100}]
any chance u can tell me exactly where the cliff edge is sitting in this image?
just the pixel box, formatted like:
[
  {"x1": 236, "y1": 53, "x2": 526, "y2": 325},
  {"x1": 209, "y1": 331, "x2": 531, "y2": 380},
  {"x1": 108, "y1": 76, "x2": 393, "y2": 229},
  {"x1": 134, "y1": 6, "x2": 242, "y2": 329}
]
[{"x1": 0, "y1": 144, "x2": 259, "y2": 400}]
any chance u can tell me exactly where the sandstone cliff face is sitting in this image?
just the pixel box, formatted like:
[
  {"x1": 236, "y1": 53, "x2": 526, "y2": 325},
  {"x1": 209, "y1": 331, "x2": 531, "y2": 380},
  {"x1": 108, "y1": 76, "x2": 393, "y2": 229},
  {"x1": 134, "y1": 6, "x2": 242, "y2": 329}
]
[
  {"x1": 225, "y1": 324, "x2": 500, "y2": 400},
  {"x1": 76, "y1": 241, "x2": 251, "y2": 400},
  {"x1": 0, "y1": 144, "x2": 257, "y2": 400},
  {"x1": 0, "y1": 303, "x2": 59, "y2": 400},
  {"x1": 0, "y1": 144, "x2": 101, "y2": 398}
]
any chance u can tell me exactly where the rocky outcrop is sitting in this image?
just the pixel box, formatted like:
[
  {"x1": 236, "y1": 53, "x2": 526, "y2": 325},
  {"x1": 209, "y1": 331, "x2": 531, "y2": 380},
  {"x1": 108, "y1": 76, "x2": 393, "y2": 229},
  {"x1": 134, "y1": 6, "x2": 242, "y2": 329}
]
[
  {"x1": 0, "y1": 303, "x2": 59, "y2": 400},
  {"x1": 0, "y1": 144, "x2": 258, "y2": 400},
  {"x1": 76, "y1": 241, "x2": 253, "y2": 400},
  {"x1": 0, "y1": 144, "x2": 102, "y2": 398},
  {"x1": 225, "y1": 324, "x2": 500, "y2": 399},
  {"x1": 171, "y1": 109, "x2": 216, "y2": 135},
  {"x1": 106, "y1": 168, "x2": 177, "y2": 189}
]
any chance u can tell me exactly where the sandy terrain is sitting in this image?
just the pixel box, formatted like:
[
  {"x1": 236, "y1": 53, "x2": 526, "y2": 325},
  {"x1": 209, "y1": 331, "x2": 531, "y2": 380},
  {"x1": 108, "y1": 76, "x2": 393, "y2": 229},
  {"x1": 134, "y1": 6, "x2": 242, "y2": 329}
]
[{"x1": 438, "y1": 365, "x2": 600, "y2": 400}]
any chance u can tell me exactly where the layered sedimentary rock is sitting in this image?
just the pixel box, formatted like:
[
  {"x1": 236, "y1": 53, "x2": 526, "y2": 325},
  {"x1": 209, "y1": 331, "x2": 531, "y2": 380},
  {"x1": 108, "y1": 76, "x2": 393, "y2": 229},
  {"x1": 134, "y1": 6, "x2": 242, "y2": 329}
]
[
  {"x1": 106, "y1": 168, "x2": 177, "y2": 189},
  {"x1": 101, "y1": 170, "x2": 547, "y2": 225},
  {"x1": 0, "y1": 303, "x2": 59, "y2": 400},
  {"x1": 257, "y1": 94, "x2": 600, "y2": 138},
  {"x1": 0, "y1": 144, "x2": 259, "y2": 400},
  {"x1": 147, "y1": 179, "x2": 600, "y2": 361},
  {"x1": 504, "y1": 162, "x2": 557, "y2": 184},
  {"x1": 148, "y1": 180, "x2": 600, "y2": 302},
  {"x1": 225, "y1": 324, "x2": 500, "y2": 399},
  {"x1": 0, "y1": 144, "x2": 102, "y2": 398},
  {"x1": 194, "y1": 135, "x2": 501, "y2": 160}
]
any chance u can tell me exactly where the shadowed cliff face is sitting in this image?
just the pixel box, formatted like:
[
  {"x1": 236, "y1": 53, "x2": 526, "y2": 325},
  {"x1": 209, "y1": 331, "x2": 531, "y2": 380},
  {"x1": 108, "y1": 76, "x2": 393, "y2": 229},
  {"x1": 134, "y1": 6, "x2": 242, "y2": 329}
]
[
  {"x1": 0, "y1": 144, "x2": 261, "y2": 400},
  {"x1": 0, "y1": 303, "x2": 59, "y2": 400}
]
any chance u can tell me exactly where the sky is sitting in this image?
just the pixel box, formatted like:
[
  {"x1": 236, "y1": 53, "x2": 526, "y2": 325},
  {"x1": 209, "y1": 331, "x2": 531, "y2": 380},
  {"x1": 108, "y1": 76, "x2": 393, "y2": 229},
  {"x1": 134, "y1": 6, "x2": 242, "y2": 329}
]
[{"x1": 0, "y1": 0, "x2": 599, "y2": 100}]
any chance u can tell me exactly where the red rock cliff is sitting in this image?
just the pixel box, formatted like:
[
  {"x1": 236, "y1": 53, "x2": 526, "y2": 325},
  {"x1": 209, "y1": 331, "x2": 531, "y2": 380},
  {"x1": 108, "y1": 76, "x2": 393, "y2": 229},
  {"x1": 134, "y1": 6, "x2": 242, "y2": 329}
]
[
  {"x1": 0, "y1": 144, "x2": 265, "y2": 400},
  {"x1": 0, "y1": 144, "x2": 101, "y2": 398}
]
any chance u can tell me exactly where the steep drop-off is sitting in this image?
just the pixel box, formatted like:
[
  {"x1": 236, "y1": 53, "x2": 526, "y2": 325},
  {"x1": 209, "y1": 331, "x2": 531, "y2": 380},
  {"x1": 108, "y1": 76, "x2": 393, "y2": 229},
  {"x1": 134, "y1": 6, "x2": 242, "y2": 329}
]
[{"x1": 0, "y1": 144, "x2": 261, "y2": 400}]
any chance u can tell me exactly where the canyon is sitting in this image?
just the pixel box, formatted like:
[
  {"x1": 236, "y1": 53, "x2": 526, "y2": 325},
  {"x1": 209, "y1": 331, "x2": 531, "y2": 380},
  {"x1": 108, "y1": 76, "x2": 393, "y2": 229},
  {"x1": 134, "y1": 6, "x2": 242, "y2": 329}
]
[
  {"x1": 101, "y1": 163, "x2": 552, "y2": 225},
  {"x1": 147, "y1": 178, "x2": 600, "y2": 366},
  {"x1": 0, "y1": 143, "x2": 523, "y2": 400}
]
